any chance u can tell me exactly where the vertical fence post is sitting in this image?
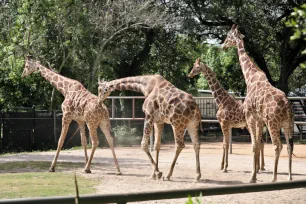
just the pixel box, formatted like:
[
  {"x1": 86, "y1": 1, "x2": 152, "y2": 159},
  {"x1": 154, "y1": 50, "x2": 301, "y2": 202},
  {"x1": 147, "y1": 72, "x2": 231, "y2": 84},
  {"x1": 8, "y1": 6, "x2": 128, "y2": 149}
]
[
  {"x1": 31, "y1": 105, "x2": 35, "y2": 150},
  {"x1": 300, "y1": 125, "x2": 303, "y2": 141},
  {"x1": 229, "y1": 128, "x2": 232, "y2": 154},
  {"x1": 53, "y1": 110, "x2": 57, "y2": 145},
  {"x1": 0, "y1": 115, "x2": 2, "y2": 151},
  {"x1": 132, "y1": 98, "x2": 135, "y2": 119},
  {"x1": 112, "y1": 98, "x2": 115, "y2": 119}
]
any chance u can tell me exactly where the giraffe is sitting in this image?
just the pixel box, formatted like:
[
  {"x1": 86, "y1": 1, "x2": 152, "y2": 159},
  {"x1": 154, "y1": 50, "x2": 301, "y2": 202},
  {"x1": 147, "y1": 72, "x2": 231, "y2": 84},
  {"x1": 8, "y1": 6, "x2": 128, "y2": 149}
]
[
  {"x1": 21, "y1": 56, "x2": 121, "y2": 175},
  {"x1": 98, "y1": 75, "x2": 202, "y2": 181},
  {"x1": 222, "y1": 25, "x2": 294, "y2": 183},
  {"x1": 188, "y1": 58, "x2": 265, "y2": 173}
]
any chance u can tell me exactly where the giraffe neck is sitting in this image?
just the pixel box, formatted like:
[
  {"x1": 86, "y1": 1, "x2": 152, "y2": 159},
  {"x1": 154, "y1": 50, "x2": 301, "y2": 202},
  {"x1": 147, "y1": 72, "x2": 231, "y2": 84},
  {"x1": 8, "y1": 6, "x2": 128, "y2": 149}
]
[
  {"x1": 201, "y1": 66, "x2": 231, "y2": 107},
  {"x1": 38, "y1": 64, "x2": 71, "y2": 96},
  {"x1": 235, "y1": 38, "x2": 267, "y2": 85},
  {"x1": 108, "y1": 76, "x2": 155, "y2": 97}
]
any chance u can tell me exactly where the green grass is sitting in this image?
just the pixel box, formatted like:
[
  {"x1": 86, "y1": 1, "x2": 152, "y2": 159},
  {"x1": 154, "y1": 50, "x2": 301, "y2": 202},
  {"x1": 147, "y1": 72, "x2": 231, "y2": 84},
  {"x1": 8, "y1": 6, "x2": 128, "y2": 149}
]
[
  {"x1": 0, "y1": 161, "x2": 98, "y2": 199},
  {"x1": 294, "y1": 140, "x2": 306, "y2": 144},
  {"x1": 0, "y1": 161, "x2": 86, "y2": 172},
  {"x1": 0, "y1": 172, "x2": 97, "y2": 199}
]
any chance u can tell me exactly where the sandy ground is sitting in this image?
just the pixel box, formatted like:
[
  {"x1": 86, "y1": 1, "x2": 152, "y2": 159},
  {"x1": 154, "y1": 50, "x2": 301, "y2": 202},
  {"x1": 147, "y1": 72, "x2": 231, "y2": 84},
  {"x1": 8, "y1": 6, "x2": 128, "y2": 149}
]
[{"x1": 0, "y1": 142, "x2": 306, "y2": 204}]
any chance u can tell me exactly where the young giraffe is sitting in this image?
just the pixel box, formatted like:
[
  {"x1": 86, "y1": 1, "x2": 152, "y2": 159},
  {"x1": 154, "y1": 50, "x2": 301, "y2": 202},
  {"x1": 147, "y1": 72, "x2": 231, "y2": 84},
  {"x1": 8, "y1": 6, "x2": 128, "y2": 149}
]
[
  {"x1": 21, "y1": 56, "x2": 121, "y2": 175},
  {"x1": 98, "y1": 75, "x2": 202, "y2": 181},
  {"x1": 188, "y1": 58, "x2": 265, "y2": 173},
  {"x1": 222, "y1": 25, "x2": 294, "y2": 183}
]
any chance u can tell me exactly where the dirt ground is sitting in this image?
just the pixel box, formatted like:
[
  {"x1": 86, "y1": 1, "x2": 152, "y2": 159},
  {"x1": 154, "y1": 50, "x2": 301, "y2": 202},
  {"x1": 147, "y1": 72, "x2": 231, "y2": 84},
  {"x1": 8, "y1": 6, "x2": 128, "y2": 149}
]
[{"x1": 0, "y1": 142, "x2": 306, "y2": 204}]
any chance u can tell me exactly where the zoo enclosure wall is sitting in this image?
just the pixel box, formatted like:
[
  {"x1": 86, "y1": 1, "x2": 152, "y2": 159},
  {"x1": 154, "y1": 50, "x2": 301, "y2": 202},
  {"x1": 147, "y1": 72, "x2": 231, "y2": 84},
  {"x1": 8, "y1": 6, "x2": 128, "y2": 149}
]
[{"x1": 0, "y1": 97, "x2": 306, "y2": 153}]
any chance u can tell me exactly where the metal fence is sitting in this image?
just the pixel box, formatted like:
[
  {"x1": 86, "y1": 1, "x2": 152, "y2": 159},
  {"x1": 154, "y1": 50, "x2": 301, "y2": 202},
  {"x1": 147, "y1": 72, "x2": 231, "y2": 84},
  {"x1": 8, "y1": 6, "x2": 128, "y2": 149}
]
[
  {"x1": 0, "y1": 179, "x2": 306, "y2": 204},
  {"x1": 1, "y1": 97, "x2": 306, "y2": 152}
]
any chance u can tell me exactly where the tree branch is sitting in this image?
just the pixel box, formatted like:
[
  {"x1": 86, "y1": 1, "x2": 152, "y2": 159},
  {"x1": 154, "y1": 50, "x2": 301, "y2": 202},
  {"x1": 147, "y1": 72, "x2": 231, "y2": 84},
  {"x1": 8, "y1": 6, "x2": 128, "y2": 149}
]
[{"x1": 292, "y1": 55, "x2": 306, "y2": 74}]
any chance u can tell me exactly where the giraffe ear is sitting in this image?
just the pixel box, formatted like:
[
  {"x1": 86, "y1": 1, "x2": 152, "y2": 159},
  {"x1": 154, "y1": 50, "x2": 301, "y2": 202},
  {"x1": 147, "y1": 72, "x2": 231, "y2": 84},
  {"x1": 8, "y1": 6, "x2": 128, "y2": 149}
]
[
  {"x1": 231, "y1": 24, "x2": 237, "y2": 30},
  {"x1": 98, "y1": 77, "x2": 101, "y2": 84}
]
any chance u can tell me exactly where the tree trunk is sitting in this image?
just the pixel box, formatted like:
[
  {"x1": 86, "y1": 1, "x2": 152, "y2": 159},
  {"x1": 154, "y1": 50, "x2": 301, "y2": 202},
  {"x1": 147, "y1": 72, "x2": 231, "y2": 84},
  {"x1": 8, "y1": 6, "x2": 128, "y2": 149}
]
[
  {"x1": 115, "y1": 29, "x2": 156, "y2": 119},
  {"x1": 278, "y1": 65, "x2": 289, "y2": 95}
]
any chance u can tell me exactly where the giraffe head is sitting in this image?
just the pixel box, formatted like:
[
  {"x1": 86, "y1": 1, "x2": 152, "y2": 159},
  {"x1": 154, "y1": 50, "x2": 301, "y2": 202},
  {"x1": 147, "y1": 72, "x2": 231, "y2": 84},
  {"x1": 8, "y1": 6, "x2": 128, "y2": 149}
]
[
  {"x1": 22, "y1": 56, "x2": 40, "y2": 78},
  {"x1": 188, "y1": 58, "x2": 208, "y2": 78},
  {"x1": 221, "y1": 24, "x2": 244, "y2": 50},
  {"x1": 98, "y1": 79, "x2": 113, "y2": 101}
]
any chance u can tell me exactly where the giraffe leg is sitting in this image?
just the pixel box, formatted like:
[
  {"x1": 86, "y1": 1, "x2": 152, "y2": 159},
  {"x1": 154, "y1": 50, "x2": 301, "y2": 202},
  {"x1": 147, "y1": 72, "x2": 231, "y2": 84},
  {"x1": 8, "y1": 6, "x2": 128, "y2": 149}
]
[
  {"x1": 151, "y1": 122, "x2": 164, "y2": 180},
  {"x1": 187, "y1": 121, "x2": 201, "y2": 182},
  {"x1": 49, "y1": 116, "x2": 72, "y2": 172},
  {"x1": 220, "y1": 123, "x2": 230, "y2": 173},
  {"x1": 99, "y1": 120, "x2": 122, "y2": 175},
  {"x1": 255, "y1": 121, "x2": 264, "y2": 173},
  {"x1": 83, "y1": 125, "x2": 100, "y2": 173},
  {"x1": 221, "y1": 146, "x2": 226, "y2": 170},
  {"x1": 78, "y1": 121, "x2": 88, "y2": 165},
  {"x1": 267, "y1": 122, "x2": 282, "y2": 182},
  {"x1": 260, "y1": 139, "x2": 265, "y2": 171},
  {"x1": 246, "y1": 115, "x2": 258, "y2": 183},
  {"x1": 165, "y1": 126, "x2": 185, "y2": 181},
  {"x1": 283, "y1": 124, "x2": 293, "y2": 181},
  {"x1": 141, "y1": 115, "x2": 159, "y2": 179}
]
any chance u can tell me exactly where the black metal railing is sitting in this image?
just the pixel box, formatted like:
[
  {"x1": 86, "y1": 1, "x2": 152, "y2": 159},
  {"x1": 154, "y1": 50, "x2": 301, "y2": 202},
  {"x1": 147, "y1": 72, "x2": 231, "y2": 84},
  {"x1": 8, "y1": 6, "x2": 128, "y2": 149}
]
[{"x1": 0, "y1": 179, "x2": 305, "y2": 204}]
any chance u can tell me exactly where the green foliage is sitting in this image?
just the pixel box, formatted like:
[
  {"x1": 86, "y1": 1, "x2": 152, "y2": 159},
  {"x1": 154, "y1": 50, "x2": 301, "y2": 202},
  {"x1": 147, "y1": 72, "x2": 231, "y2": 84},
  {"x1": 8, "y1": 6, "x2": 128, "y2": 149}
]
[
  {"x1": 185, "y1": 193, "x2": 203, "y2": 204},
  {"x1": 1, "y1": 0, "x2": 306, "y2": 111},
  {"x1": 287, "y1": 4, "x2": 306, "y2": 54},
  {"x1": 194, "y1": 45, "x2": 245, "y2": 95},
  {"x1": 164, "y1": 0, "x2": 306, "y2": 94}
]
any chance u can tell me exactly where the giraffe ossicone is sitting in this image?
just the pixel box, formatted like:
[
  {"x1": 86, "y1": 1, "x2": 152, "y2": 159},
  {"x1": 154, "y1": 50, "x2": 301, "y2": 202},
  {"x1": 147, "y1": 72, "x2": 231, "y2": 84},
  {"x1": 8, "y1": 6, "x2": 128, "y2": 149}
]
[{"x1": 22, "y1": 56, "x2": 121, "y2": 175}]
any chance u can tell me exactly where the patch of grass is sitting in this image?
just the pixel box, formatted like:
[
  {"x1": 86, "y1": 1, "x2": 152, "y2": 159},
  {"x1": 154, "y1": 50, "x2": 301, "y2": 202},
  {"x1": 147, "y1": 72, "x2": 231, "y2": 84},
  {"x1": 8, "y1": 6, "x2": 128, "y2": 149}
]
[
  {"x1": 0, "y1": 172, "x2": 98, "y2": 199},
  {"x1": 0, "y1": 161, "x2": 85, "y2": 172},
  {"x1": 294, "y1": 140, "x2": 306, "y2": 144}
]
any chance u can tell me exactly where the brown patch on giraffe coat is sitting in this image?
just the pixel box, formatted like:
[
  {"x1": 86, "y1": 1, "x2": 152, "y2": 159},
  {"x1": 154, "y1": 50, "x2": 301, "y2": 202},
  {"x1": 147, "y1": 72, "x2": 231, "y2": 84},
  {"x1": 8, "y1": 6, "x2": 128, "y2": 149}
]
[{"x1": 159, "y1": 81, "x2": 167, "y2": 89}]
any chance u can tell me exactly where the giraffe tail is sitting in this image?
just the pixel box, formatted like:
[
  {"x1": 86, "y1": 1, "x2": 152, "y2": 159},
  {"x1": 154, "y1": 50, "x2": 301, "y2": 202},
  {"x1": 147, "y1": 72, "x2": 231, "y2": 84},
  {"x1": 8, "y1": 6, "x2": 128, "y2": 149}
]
[
  {"x1": 287, "y1": 102, "x2": 294, "y2": 155},
  {"x1": 198, "y1": 114, "x2": 203, "y2": 132}
]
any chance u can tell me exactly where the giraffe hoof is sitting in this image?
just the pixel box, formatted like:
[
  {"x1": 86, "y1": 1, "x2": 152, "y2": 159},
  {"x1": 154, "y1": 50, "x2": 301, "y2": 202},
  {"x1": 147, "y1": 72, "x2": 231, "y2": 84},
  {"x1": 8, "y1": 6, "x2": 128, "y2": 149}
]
[
  {"x1": 223, "y1": 169, "x2": 228, "y2": 173},
  {"x1": 249, "y1": 179, "x2": 256, "y2": 183},
  {"x1": 83, "y1": 169, "x2": 91, "y2": 174},
  {"x1": 260, "y1": 168, "x2": 265, "y2": 171},
  {"x1": 288, "y1": 177, "x2": 292, "y2": 181},
  {"x1": 193, "y1": 179, "x2": 200, "y2": 183},
  {"x1": 150, "y1": 174, "x2": 157, "y2": 180},
  {"x1": 157, "y1": 172, "x2": 163, "y2": 179},
  {"x1": 194, "y1": 175, "x2": 201, "y2": 182},
  {"x1": 116, "y1": 172, "x2": 122, "y2": 176},
  {"x1": 48, "y1": 168, "x2": 55, "y2": 172}
]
